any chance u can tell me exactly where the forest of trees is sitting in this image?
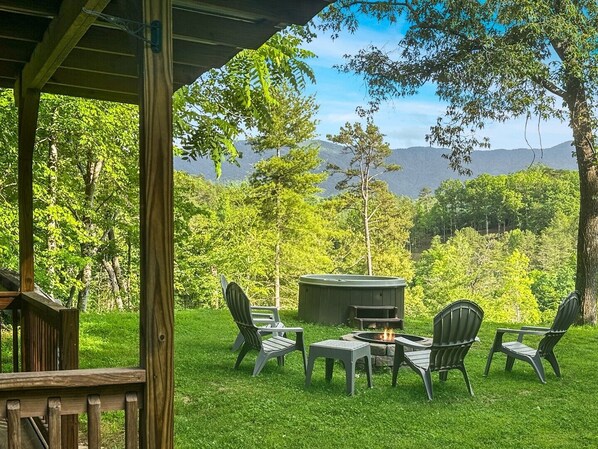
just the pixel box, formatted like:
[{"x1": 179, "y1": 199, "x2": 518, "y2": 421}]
[
  {"x1": 0, "y1": 81, "x2": 578, "y2": 323},
  {"x1": 0, "y1": 20, "x2": 585, "y2": 324}
]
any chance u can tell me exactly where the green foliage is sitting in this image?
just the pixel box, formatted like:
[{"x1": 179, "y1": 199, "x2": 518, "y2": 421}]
[
  {"x1": 415, "y1": 166, "x2": 579, "y2": 239},
  {"x1": 174, "y1": 28, "x2": 317, "y2": 176}
]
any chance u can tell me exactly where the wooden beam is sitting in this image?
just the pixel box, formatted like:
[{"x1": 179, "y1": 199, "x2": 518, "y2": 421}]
[
  {"x1": 174, "y1": 0, "x2": 329, "y2": 24},
  {"x1": 139, "y1": 1, "x2": 174, "y2": 449},
  {"x1": 16, "y1": 80, "x2": 40, "y2": 292},
  {"x1": 20, "y1": 0, "x2": 110, "y2": 91},
  {"x1": 172, "y1": 7, "x2": 275, "y2": 49}
]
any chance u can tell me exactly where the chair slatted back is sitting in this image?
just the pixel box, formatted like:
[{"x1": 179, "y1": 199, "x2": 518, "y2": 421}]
[
  {"x1": 220, "y1": 274, "x2": 228, "y2": 302},
  {"x1": 429, "y1": 300, "x2": 484, "y2": 372},
  {"x1": 539, "y1": 291, "x2": 580, "y2": 355},
  {"x1": 225, "y1": 282, "x2": 262, "y2": 350}
]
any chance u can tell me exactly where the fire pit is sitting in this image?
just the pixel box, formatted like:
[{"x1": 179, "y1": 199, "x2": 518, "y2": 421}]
[{"x1": 354, "y1": 331, "x2": 426, "y2": 345}]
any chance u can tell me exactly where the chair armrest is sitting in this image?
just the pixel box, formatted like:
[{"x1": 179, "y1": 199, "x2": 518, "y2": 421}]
[
  {"x1": 520, "y1": 326, "x2": 550, "y2": 331},
  {"x1": 395, "y1": 336, "x2": 431, "y2": 350},
  {"x1": 496, "y1": 328, "x2": 548, "y2": 336},
  {"x1": 260, "y1": 327, "x2": 303, "y2": 334}
]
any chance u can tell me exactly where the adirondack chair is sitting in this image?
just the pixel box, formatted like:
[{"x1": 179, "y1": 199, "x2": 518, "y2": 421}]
[
  {"x1": 220, "y1": 275, "x2": 284, "y2": 351},
  {"x1": 484, "y1": 291, "x2": 580, "y2": 383},
  {"x1": 225, "y1": 281, "x2": 307, "y2": 376},
  {"x1": 392, "y1": 300, "x2": 484, "y2": 400}
]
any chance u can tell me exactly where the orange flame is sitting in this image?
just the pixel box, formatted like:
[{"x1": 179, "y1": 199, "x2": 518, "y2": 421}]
[{"x1": 382, "y1": 328, "x2": 395, "y2": 341}]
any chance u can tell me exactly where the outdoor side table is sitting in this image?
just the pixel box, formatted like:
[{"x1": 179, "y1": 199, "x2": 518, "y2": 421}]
[{"x1": 305, "y1": 339, "x2": 373, "y2": 395}]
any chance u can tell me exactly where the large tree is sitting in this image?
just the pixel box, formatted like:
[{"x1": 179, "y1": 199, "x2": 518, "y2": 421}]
[
  {"x1": 320, "y1": 0, "x2": 598, "y2": 323},
  {"x1": 248, "y1": 85, "x2": 324, "y2": 308},
  {"x1": 327, "y1": 120, "x2": 400, "y2": 275}
]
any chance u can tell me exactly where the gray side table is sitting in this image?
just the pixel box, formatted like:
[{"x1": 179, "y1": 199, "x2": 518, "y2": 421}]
[{"x1": 305, "y1": 339, "x2": 373, "y2": 395}]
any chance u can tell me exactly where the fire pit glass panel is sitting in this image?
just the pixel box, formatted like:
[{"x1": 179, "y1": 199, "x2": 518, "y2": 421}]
[{"x1": 354, "y1": 332, "x2": 425, "y2": 345}]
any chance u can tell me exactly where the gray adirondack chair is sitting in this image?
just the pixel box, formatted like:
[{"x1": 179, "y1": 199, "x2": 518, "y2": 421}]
[
  {"x1": 392, "y1": 300, "x2": 484, "y2": 400},
  {"x1": 484, "y1": 291, "x2": 580, "y2": 383},
  {"x1": 220, "y1": 275, "x2": 284, "y2": 351},
  {"x1": 225, "y1": 281, "x2": 307, "y2": 376}
]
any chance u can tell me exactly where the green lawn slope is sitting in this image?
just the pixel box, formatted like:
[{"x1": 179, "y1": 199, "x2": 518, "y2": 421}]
[{"x1": 79, "y1": 309, "x2": 598, "y2": 449}]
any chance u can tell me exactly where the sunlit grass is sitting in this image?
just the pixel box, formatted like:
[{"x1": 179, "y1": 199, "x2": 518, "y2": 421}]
[{"x1": 80, "y1": 309, "x2": 598, "y2": 449}]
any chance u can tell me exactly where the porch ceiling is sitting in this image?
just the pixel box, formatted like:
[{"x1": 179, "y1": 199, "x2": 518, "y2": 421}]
[{"x1": 0, "y1": 0, "x2": 329, "y2": 104}]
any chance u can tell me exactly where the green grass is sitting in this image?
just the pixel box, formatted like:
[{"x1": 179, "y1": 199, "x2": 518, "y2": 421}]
[{"x1": 79, "y1": 310, "x2": 598, "y2": 449}]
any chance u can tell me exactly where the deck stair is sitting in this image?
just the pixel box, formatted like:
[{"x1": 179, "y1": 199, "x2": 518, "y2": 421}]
[{"x1": 348, "y1": 305, "x2": 404, "y2": 330}]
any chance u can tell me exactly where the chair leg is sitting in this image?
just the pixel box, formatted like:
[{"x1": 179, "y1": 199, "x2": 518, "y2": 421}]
[
  {"x1": 505, "y1": 355, "x2": 516, "y2": 372},
  {"x1": 484, "y1": 347, "x2": 495, "y2": 376},
  {"x1": 231, "y1": 332, "x2": 244, "y2": 352},
  {"x1": 461, "y1": 366, "x2": 474, "y2": 396},
  {"x1": 253, "y1": 352, "x2": 270, "y2": 376},
  {"x1": 234, "y1": 344, "x2": 251, "y2": 370},
  {"x1": 392, "y1": 344, "x2": 405, "y2": 387},
  {"x1": 365, "y1": 354, "x2": 373, "y2": 389},
  {"x1": 300, "y1": 348, "x2": 307, "y2": 375},
  {"x1": 529, "y1": 355, "x2": 547, "y2": 384},
  {"x1": 544, "y1": 352, "x2": 561, "y2": 378},
  {"x1": 421, "y1": 370, "x2": 434, "y2": 401},
  {"x1": 439, "y1": 371, "x2": 448, "y2": 382},
  {"x1": 277, "y1": 355, "x2": 285, "y2": 367}
]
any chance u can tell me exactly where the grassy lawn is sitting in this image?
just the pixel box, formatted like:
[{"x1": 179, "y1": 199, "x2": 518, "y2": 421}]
[{"x1": 79, "y1": 309, "x2": 598, "y2": 449}]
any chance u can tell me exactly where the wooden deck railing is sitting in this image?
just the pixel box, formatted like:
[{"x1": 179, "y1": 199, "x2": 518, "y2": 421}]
[
  {"x1": 19, "y1": 291, "x2": 79, "y2": 373},
  {"x1": 0, "y1": 368, "x2": 145, "y2": 449}
]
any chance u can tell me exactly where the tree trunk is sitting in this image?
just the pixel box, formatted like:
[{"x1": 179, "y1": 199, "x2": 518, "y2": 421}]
[
  {"x1": 363, "y1": 194, "x2": 373, "y2": 275},
  {"x1": 77, "y1": 157, "x2": 103, "y2": 312},
  {"x1": 102, "y1": 258, "x2": 124, "y2": 311},
  {"x1": 77, "y1": 261, "x2": 92, "y2": 312},
  {"x1": 47, "y1": 140, "x2": 58, "y2": 296},
  {"x1": 570, "y1": 95, "x2": 598, "y2": 324},
  {"x1": 274, "y1": 191, "x2": 281, "y2": 309}
]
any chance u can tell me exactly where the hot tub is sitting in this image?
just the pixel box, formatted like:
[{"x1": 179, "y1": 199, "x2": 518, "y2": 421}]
[{"x1": 298, "y1": 274, "x2": 406, "y2": 325}]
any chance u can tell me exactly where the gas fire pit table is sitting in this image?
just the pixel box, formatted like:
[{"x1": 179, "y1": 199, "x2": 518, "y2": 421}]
[{"x1": 305, "y1": 339, "x2": 373, "y2": 395}]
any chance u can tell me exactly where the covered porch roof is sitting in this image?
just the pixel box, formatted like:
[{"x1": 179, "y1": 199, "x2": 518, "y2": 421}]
[{"x1": 0, "y1": 0, "x2": 328, "y2": 103}]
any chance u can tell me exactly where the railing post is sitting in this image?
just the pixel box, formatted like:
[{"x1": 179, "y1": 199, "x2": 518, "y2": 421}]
[
  {"x1": 60, "y1": 308, "x2": 79, "y2": 449},
  {"x1": 125, "y1": 392, "x2": 139, "y2": 449},
  {"x1": 7, "y1": 400, "x2": 21, "y2": 449},
  {"x1": 48, "y1": 398, "x2": 62, "y2": 449},
  {"x1": 87, "y1": 395, "x2": 101, "y2": 449}
]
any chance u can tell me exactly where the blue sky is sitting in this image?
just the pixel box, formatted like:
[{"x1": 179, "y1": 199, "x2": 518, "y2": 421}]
[{"x1": 303, "y1": 21, "x2": 573, "y2": 150}]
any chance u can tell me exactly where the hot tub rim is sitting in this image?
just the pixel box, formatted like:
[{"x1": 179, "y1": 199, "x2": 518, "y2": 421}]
[{"x1": 299, "y1": 274, "x2": 406, "y2": 288}]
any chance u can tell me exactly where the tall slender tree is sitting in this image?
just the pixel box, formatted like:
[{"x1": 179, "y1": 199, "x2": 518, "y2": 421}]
[
  {"x1": 248, "y1": 86, "x2": 325, "y2": 308},
  {"x1": 327, "y1": 119, "x2": 400, "y2": 275}
]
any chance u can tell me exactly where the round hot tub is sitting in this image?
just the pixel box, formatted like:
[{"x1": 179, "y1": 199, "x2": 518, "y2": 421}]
[{"x1": 298, "y1": 274, "x2": 406, "y2": 325}]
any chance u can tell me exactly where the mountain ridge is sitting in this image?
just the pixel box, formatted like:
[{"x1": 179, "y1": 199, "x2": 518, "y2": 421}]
[{"x1": 174, "y1": 140, "x2": 577, "y2": 198}]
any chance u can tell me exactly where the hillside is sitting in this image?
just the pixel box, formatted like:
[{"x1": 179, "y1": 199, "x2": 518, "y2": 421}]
[{"x1": 174, "y1": 140, "x2": 577, "y2": 198}]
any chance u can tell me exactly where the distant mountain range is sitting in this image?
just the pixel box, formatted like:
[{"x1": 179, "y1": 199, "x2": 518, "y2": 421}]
[{"x1": 174, "y1": 140, "x2": 577, "y2": 198}]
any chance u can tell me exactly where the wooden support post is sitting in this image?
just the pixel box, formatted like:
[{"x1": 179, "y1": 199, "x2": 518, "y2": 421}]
[
  {"x1": 60, "y1": 308, "x2": 79, "y2": 449},
  {"x1": 7, "y1": 400, "x2": 21, "y2": 449},
  {"x1": 87, "y1": 395, "x2": 101, "y2": 449},
  {"x1": 125, "y1": 392, "x2": 139, "y2": 449},
  {"x1": 16, "y1": 81, "x2": 40, "y2": 293},
  {"x1": 48, "y1": 397, "x2": 62, "y2": 449},
  {"x1": 139, "y1": 1, "x2": 174, "y2": 449}
]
